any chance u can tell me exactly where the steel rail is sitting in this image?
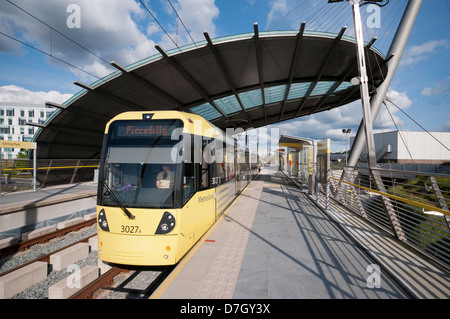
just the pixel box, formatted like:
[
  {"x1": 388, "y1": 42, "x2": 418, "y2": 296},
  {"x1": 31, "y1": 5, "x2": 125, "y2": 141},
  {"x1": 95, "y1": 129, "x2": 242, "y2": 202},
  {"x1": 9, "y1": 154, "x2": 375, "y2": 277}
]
[
  {"x1": 0, "y1": 233, "x2": 96, "y2": 277},
  {"x1": 0, "y1": 218, "x2": 97, "y2": 259},
  {"x1": 69, "y1": 267, "x2": 126, "y2": 299}
]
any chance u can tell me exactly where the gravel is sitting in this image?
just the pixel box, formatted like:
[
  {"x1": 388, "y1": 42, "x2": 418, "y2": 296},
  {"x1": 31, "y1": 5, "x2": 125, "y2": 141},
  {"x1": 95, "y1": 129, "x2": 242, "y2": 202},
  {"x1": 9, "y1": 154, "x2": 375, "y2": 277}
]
[
  {"x1": 1, "y1": 225, "x2": 169, "y2": 299},
  {"x1": 101, "y1": 270, "x2": 163, "y2": 299},
  {"x1": 0, "y1": 225, "x2": 98, "y2": 299}
]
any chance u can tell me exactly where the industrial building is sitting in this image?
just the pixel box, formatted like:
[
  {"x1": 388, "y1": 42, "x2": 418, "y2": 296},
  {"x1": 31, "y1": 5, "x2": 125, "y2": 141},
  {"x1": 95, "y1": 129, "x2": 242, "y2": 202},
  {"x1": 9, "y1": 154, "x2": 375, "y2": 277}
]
[{"x1": 354, "y1": 130, "x2": 450, "y2": 164}]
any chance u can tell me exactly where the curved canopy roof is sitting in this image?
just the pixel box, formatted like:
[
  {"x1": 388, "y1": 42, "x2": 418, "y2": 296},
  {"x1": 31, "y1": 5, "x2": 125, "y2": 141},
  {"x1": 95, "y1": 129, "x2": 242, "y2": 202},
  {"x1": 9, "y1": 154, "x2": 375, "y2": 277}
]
[
  {"x1": 32, "y1": 25, "x2": 387, "y2": 159},
  {"x1": 279, "y1": 134, "x2": 314, "y2": 151}
]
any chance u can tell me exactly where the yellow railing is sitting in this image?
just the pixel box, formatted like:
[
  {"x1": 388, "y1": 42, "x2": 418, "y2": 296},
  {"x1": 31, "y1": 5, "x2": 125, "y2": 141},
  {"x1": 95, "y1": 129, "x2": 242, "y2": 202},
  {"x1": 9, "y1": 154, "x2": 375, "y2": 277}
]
[
  {"x1": 322, "y1": 169, "x2": 450, "y2": 268},
  {"x1": 330, "y1": 176, "x2": 450, "y2": 217}
]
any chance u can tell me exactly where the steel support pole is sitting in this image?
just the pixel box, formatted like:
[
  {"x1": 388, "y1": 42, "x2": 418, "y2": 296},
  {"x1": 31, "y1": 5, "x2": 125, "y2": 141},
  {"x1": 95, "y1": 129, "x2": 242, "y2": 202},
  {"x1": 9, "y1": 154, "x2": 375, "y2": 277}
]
[
  {"x1": 348, "y1": 0, "x2": 419, "y2": 241},
  {"x1": 351, "y1": 1, "x2": 377, "y2": 169},
  {"x1": 344, "y1": 0, "x2": 423, "y2": 174},
  {"x1": 341, "y1": 0, "x2": 422, "y2": 241}
]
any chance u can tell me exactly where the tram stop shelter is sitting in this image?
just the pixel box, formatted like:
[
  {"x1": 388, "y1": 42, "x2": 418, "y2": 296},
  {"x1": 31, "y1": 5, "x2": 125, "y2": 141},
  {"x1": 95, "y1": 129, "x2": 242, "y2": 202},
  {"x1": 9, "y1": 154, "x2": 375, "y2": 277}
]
[
  {"x1": 279, "y1": 135, "x2": 315, "y2": 180},
  {"x1": 29, "y1": 24, "x2": 388, "y2": 161}
]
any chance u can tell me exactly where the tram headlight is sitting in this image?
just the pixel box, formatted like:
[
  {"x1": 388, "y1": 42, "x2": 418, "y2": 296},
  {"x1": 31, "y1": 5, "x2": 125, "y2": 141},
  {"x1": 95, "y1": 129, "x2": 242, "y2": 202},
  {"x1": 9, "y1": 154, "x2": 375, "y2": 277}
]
[
  {"x1": 155, "y1": 212, "x2": 176, "y2": 234},
  {"x1": 98, "y1": 209, "x2": 110, "y2": 232}
]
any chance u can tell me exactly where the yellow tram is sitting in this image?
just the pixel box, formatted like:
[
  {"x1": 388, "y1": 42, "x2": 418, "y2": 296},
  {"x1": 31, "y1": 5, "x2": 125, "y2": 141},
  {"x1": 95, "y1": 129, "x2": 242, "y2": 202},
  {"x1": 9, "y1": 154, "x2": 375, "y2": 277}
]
[{"x1": 96, "y1": 111, "x2": 258, "y2": 266}]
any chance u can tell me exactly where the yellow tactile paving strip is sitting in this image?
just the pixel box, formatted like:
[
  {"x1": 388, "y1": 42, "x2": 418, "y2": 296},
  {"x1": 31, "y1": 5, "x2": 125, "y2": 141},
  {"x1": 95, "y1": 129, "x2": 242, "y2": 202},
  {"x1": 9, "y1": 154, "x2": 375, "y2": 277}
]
[{"x1": 195, "y1": 181, "x2": 264, "y2": 298}]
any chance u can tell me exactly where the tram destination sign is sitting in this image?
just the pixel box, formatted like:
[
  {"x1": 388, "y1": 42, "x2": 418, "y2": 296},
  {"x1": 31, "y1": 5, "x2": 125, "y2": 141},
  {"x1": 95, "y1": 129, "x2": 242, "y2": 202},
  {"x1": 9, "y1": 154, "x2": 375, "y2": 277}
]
[{"x1": 113, "y1": 120, "x2": 183, "y2": 138}]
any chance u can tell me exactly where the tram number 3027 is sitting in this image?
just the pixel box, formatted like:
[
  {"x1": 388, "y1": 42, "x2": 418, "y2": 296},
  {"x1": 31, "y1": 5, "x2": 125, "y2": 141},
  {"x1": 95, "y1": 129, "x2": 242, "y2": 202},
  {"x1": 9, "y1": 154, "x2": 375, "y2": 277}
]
[{"x1": 121, "y1": 225, "x2": 141, "y2": 233}]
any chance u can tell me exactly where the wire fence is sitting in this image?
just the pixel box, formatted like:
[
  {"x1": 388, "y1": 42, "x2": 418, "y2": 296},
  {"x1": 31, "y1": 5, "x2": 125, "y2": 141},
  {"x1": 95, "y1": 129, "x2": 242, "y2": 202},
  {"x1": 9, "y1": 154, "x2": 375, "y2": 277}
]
[
  {"x1": 313, "y1": 165, "x2": 450, "y2": 269},
  {"x1": 0, "y1": 159, "x2": 100, "y2": 192}
]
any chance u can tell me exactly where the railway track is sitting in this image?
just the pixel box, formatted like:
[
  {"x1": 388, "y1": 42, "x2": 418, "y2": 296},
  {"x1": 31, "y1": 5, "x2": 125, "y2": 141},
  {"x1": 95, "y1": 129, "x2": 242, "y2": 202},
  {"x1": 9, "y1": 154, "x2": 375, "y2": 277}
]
[
  {"x1": 0, "y1": 218, "x2": 96, "y2": 298},
  {"x1": 71, "y1": 265, "x2": 173, "y2": 299},
  {"x1": 0, "y1": 218, "x2": 97, "y2": 260},
  {"x1": 0, "y1": 217, "x2": 172, "y2": 299}
]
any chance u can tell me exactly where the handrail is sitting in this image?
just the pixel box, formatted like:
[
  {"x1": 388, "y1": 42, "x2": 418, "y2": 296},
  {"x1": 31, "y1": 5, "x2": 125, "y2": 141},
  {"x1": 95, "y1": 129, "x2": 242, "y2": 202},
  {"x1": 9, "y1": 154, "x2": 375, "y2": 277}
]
[{"x1": 330, "y1": 176, "x2": 450, "y2": 217}]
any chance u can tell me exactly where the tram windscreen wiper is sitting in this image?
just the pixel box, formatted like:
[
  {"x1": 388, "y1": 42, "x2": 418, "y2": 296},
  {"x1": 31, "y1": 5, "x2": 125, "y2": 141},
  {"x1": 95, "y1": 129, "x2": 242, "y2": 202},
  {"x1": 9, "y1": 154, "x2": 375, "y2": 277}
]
[{"x1": 100, "y1": 179, "x2": 135, "y2": 220}]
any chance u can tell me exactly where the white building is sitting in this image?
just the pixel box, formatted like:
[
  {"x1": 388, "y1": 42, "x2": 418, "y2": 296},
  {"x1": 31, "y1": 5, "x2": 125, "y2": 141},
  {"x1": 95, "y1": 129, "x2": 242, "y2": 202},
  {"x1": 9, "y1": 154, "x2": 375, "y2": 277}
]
[
  {"x1": 0, "y1": 102, "x2": 56, "y2": 159},
  {"x1": 353, "y1": 130, "x2": 450, "y2": 164}
]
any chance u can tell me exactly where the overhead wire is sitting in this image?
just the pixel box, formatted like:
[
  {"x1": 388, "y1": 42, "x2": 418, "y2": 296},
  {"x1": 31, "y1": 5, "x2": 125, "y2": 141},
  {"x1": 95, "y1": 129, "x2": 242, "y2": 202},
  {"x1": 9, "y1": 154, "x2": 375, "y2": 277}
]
[
  {"x1": 6, "y1": 0, "x2": 194, "y2": 72},
  {"x1": 6, "y1": 0, "x2": 110, "y2": 65},
  {"x1": 168, "y1": 0, "x2": 197, "y2": 47},
  {"x1": 0, "y1": 30, "x2": 100, "y2": 79},
  {"x1": 138, "y1": 0, "x2": 180, "y2": 51},
  {"x1": 3, "y1": 0, "x2": 195, "y2": 79}
]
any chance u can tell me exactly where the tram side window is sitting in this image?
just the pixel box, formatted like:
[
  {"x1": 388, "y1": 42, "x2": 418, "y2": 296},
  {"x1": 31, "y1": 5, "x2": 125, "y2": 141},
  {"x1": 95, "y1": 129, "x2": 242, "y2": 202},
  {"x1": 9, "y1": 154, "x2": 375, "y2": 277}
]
[
  {"x1": 183, "y1": 162, "x2": 196, "y2": 204},
  {"x1": 227, "y1": 162, "x2": 235, "y2": 181},
  {"x1": 200, "y1": 160, "x2": 209, "y2": 190}
]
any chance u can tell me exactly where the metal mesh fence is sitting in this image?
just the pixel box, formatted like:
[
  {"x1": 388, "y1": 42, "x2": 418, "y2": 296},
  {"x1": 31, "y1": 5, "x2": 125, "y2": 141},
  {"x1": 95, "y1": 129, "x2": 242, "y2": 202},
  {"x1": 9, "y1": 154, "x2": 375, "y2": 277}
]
[
  {"x1": 320, "y1": 166, "x2": 450, "y2": 269},
  {"x1": 0, "y1": 159, "x2": 100, "y2": 191}
]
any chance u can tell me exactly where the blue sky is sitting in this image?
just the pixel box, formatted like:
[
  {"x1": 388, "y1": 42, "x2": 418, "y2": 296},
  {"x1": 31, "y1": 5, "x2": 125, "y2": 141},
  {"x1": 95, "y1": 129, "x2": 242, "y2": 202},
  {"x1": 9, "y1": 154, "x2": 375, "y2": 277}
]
[{"x1": 0, "y1": 0, "x2": 449, "y2": 152}]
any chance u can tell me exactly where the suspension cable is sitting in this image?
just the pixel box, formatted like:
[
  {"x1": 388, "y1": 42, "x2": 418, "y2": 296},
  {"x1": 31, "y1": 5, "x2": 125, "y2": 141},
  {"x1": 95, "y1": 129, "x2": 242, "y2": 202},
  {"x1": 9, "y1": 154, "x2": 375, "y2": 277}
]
[
  {"x1": 168, "y1": 0, "x2": 198, "y2": 47},
  {"x1": 385, "y1": 97, "x2": 450, "y2": 153},
  {"x1": 383, "y1": 101, "x2": 416, "y2": 164},
  {"x1": 138, "y1": 0, "x2": 180, "y2": 50}
]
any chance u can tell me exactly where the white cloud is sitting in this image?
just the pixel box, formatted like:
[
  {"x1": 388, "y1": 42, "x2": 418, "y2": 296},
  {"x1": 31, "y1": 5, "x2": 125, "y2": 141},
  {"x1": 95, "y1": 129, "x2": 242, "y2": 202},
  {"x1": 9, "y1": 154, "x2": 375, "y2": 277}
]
[
  {"x1": 400, "y1": 39, "x2": 448, "y2": 67},
  {"x1": 0, "y1": 0, "x2": 222, "y2": 80},
  {"x1": 0, "y1": 85, "x2": 72, "y2": 104},
  {"x1": 169, "y1": 0, "x2": 219, "y2": 43},
  {"x1": 266, "y1": 89, "x2": 413, "y2": 152},
  {"x1": 374, "y1": 89, "x2": 413, "y2": 130},
  {"x1": 269, "y1": 100, "x2": 362, "y2": 145},
  {"x1": 440, "y1": 116, "x2": 450, "y2": 132},
  {"x1": 421, "y1": 77, "x2": 450, "y2": 96},
  {"x1": 386, "y1": 89, "x2": 413, "y2": 110},
  {"x1": 266, "y1": 0, "x2": 289, "y2": 29},
  {"x1": 146, "y1": 22, "x2": 160, "y2": 37},
  {"x1": 0, "y1": 0, "x2": 159, "y2": 79}
]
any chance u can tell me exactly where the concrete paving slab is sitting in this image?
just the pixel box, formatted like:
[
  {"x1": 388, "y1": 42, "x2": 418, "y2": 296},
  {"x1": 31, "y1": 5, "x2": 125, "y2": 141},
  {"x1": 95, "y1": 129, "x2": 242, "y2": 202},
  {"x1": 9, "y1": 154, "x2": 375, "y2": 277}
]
[
  {"x1": 0, "y1": 261, "x2": 47, "y2": 299},
  {"x1": 50, "y1": 242, "x2": 90, "y2": 271},
  {"x1": 48, "y1": 265, "x2": 99, "y2": 299},
  {"x1": 151, "y1": 167, "x2": 447, "y2": 299}
]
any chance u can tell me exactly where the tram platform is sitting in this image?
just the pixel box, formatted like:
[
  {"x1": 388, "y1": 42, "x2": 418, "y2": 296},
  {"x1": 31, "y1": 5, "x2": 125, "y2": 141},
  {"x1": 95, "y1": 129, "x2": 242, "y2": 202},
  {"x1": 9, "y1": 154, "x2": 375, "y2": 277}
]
[
  {"x1": 0, "y1": 182, "x2": 96, "y2": 214},
  {"x1": 151, "y1": 166, "x2": 450, "y2": 299},
  {"x1": 0, "y1": 182, "x2": 97, "y2": 236}
]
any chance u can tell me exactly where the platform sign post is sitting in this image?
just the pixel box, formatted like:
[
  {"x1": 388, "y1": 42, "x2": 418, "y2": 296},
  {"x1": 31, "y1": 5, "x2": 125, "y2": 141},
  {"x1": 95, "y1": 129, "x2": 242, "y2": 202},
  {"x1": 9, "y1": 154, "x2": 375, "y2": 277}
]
[
  {"x1": 317, "y1": 139, "x2": 330, "y2": 211},
  {"x1": 317, "y1": 139, "x2": 330, "y2": 184},
  {"x1": 0, "y1": 140, "x2": 37, "y2": 193}
]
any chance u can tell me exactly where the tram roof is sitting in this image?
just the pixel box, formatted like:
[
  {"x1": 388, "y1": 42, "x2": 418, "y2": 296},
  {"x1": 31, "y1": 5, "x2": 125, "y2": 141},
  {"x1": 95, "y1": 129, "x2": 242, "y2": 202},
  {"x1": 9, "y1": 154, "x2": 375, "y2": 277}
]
[
  {"x1": 279, "y1": 135, "x2": 314, "y2": 150},
  {"x1": 32, "y1": 25, "x2": 387, "y2": 159}
]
